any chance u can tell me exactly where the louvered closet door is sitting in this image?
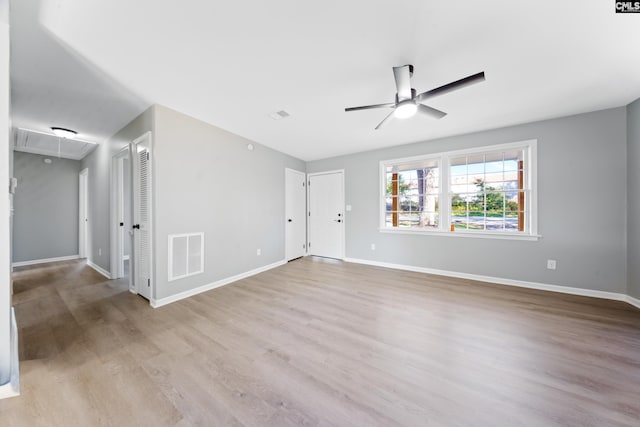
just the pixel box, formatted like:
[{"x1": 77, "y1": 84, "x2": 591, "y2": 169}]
[{"x1": 133, "y1": 138, "x2": 152, "y2": 300}]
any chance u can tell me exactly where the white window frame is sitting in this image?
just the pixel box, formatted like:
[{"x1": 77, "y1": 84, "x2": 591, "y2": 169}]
[{"x1": 379, "y1": 140, "x2": 539, "y2": 241}]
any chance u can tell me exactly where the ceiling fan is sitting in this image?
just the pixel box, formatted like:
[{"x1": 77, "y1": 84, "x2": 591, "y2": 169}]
[{"x1": 345, "y1": 65, "x2": 485, "y2": 130}]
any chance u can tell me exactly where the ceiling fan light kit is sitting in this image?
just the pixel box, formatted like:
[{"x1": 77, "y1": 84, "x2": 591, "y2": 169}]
[
  {"x1": 345, "y1": 65, "x2": 485, "y2": 129},
  {"x1": 394, "y1": 101, "x2": 418, "y2": 119}
]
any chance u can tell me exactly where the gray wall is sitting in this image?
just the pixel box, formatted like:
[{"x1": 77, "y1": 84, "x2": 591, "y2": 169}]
[
  {"x1": 628, "y1": 98, "x2": 640, "y2": 299},
  {"x1": 12, "y1": 152, "x2": 81, "y2": 262},
  {"x1": 308, "y1": 107, "x2": 628, "y2": 294},
  {"x1": 153, "y1": 105, "x2": 305, "y2": 300},
  {"x1": 81, "y1": 106, "x2": 154, "y2": 271}
]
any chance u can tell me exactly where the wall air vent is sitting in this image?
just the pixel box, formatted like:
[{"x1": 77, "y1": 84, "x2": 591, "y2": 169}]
[{"x1": 168, "y1": 232, "x2": 204, "y2": 281}]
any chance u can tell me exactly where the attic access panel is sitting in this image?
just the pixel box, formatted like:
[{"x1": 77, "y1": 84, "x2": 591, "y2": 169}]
[{"x1": 13, "y1": 128, "x2": 98, "y2": 160}]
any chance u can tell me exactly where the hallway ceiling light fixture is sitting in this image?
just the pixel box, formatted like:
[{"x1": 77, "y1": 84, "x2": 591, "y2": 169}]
[{"x1": 50, "y1": 127, "x2": 78, "y2": 139}]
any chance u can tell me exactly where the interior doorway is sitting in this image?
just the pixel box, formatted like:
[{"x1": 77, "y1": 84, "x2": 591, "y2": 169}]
[
  {"x1": 285, "y1": 168, "x2": 306, "y2": 261},
  {"x1": 110, "y1": 132, "x2": 153, "y2": 303},
  {"x1": 110, "y1": 148, "x2": 132, "y2": 289},
  {"x1": 307, "y1": 170, "x2": 345, "y2": 260},
  {"x1": 131, "y1": 132, "x2": 153, "y2": 301},
  {"x1": 78, "y1": 168, "x2": 89, "y2": 259}
]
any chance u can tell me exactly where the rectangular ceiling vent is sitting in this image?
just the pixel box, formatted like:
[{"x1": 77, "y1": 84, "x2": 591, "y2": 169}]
[
  {"x1": 269, "y1": 110, "x2": 291, "y2": 120},
  {"x1": 13, "y1": 128, "x2": 98, "y2": 160}
]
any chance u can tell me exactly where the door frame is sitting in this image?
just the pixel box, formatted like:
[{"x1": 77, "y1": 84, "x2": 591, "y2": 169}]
[
  {"x1": 131, "y1": 131, "x2": 154, "y2": 302},
  {"x1": 285, "y1": 168, "x2": 307, "y2": 261},
  {"x1": 109, "y1": 146, "x2": 132, "y2": 289},
  {"x1": 306, "y1": 169, "x2": 345, "y2": 260},
  {"x1": 78, "y1": 168, "x2": 89, "y2": 259}
]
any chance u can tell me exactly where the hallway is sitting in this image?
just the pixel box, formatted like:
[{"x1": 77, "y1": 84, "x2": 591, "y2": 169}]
[{"x1": 1, "y1": 260, "x2": 164, "y2": 425}]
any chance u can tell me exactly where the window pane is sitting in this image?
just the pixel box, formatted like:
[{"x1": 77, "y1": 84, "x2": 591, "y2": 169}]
[
  {"x1": 486, "y1": 213, "x2": 505, "y2": 231},
  {"x1": 504, "y1": 159, "x2": 518, "y2": 172},
  {"x1": 385, "y1": 197, "x2": 395, "y2": 212},
  {"x1": 468, "y1": 196, "x2": 484, "y2": 213},
  {"x1": 398, "y1": 212, "x2": 419, "y2": 227},
  {"x1": 505, "y1": 213, "x2": 523, "y2": 231},
  {"x1": 485, "y1": 191, "x2": 504, "y2": 211},
  {"x1": 385, "y1": 213, "x2": 394, "y2": 227},
  {"x1": 383, "y1": 161, "x2": 440, "y2": 229},
  {"x1": 447, "y1": 147, "x2": 529, "y2": 233},
  {"x1": 505, "y1": 191, "x2": 522, "y2": 212}
]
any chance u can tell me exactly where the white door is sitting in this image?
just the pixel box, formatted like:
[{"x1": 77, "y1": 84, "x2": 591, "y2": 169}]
[
  {"x1": 78, "y1": 168, "x2": 88, "y2": 259},
  {"x1": 308, "y1": 171, "x2": 344, "y2": 259},
  {"x1": 110, "y1": 147, "x2": 131, "y2": 282},
  {"x1": 132, "y1": 133, "x2": 153, "y2": 300},
  {"x1": 285, "y1": 168, "x2": 306, "y2": 261}
]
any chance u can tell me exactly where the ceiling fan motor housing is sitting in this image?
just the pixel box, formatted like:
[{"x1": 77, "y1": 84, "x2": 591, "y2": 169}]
[{"x1": 395, "y1": 88, "x2": 417, "y2": 104}]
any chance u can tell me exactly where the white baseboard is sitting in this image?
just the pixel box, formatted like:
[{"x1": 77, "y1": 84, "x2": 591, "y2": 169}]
[
  {"x1": 151, "y1": 259, "x2": 287, "y2": 308},
  {"x1": 0, "y1": 307, "x2": 20, "y2": 400},
  {"x1": 87, "y1": 260, "x2": 111, "y2": 279},
  {"x1": 344, "y1": 257, "x2": 639, "y2": 310},
  {"x1": 12, "y1": 254, "x2": 79, "y2": 267},
  {"x1": 625, "y1": 295, "x2": 640, "y2": 309}
]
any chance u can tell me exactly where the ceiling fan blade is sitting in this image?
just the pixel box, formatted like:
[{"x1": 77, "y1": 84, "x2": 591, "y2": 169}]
[
  {"x1": 417, "y1": 71, "x2": 485, "y2": 103},
  {"x1": 418, "y1": 104, "x2": 447, "y2": 119},
  {"x1": 375, "y1": 110, "x2": 395, "y2": 130},
  {"x1": 345, "y1": 102, "x2": 395, "y2": 112},
  {"x1": 393, "y1": 65, "x2": 413, "y2": 101}
]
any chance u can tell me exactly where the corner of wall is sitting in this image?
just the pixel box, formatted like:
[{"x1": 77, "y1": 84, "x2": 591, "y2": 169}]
[{"x1": 626, "y1": 97, "x2": 640, "y2": 299}]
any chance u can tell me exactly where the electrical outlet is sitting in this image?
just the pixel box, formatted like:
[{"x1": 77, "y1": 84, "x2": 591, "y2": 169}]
[
  {"x1": 370, "y1": 243, "x2": 376, "y2": 250},
  {"x1": 547, "y1": 259, "x2": 556, "y2": 270},
  {"x1": 257, "y1": 248, "x2": 261, "y2": 256},
  {"x1": 98, "y1": 248, "x2": 102, "y2": 256}
]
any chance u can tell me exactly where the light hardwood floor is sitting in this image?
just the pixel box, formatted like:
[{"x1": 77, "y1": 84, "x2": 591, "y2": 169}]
[{"x1": 1, "y1": 257, "x2": 639, "y2": 426}]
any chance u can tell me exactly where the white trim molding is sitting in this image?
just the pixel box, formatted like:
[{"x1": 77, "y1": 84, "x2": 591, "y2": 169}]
[
  {"x1": 345, "y1": 257, "x2": 640, "y2": 310},
  {"x1": 0, "y1": 308, "x2": 20, "y2": 399},
  {"x1": 151, "y1": 259, "x2": 286, "y2": 308},
  {"x1": 87, "y1": 260, "x2": 111, "y2": 279},
  {"x1": 625, "y1": 295, "x2": 640, "y2": 310},
  {"x1": 379, "y1": 228, "x2": 541, "y2": 241},
  {"x1": 12, "y1": 254, "x2": 80, "y2": 267}
]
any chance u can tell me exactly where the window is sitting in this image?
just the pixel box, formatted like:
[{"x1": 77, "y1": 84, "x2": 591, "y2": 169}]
[
  {"x1": 380, "y1": 140, "x2": 537, "y2": 239},
  {"x1": 384, "y1": 157, "x2": 440, "y2": 229}
]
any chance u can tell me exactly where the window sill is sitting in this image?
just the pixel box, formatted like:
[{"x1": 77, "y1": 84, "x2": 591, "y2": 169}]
[{"x1": 378, "y1": 228, "x2": 541, "y2": 241}]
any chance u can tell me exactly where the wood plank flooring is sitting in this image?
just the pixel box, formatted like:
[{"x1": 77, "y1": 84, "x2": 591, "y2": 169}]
[{"x1": 1, "y1": 257, "x2": 639, "y2": 426}]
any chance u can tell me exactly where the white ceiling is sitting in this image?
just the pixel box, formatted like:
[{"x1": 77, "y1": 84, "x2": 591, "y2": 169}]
[{"x1": 10, "y1": 0, "x2": 640, "y2": 161}]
